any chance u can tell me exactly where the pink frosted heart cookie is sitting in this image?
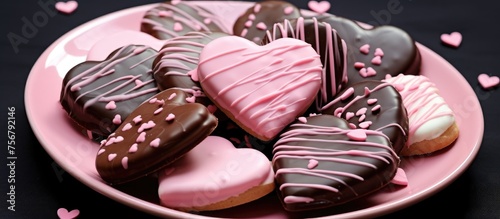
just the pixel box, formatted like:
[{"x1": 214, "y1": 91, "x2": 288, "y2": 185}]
[
  {"x1": 197, "y1": 36, "x2": 323, "y2": 141},
  {"x1": 158, "y1": 136, "x2": 274, "y2": 211},
  {"x1": 384, "y1": 74, "x2": 459, "y2": 156}
]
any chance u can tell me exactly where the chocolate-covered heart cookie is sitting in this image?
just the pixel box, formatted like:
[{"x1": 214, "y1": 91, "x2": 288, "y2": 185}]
[
  {"x1": 233, "y1": 0, "x2": 301, "y2": 44},
  {"x1": 315, "y1": 15, "x2": 421, "y2": 87},
  {"x1": 95, "y1": 88, "x2": 218, "y2": 185},
  {"x1": 272, "y1": 115, "x2": 400, "y2": 211},
  {"x1": 263, "y1": 17, "x2": 348, "y2": 112},
  {"x1": 141, "y1": 1, "x2": 229, "y2": 40},
  {"x1": 60, "y1": 45, "x2": 159, "y2": 137},
  {"x1": 321, "y1": 80, "x2": 409, "y2": 154}
]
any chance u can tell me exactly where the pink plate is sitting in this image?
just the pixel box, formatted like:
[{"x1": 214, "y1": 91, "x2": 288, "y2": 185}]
[{"x1": 25, "y1": 1, "x2": 484, "y2": 218}]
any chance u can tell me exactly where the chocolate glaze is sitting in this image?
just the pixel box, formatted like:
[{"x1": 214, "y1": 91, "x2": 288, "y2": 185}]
[
  {"x1": 95, "y1": 88, "x2": 218, "y2": 185},
  {"x1": 273, "y1": 115, "x2": 400, "y2": 211},
  {"x1": 233, "y1": 0, "x2": 301, "y2": 44},
  {"x1": 315, "y1": 15, "x2": 421, "y2": 87},
  {"x1": 262, "y1": 17, "x2": 348, "y2": 112},
  {"x1": 60, "y1": 45, "x2": 159, "y2": 137},
  {"x1": 141, "y1": 1, "x2": 229, "y2": 40},
  {"x1": 321, "y1": 80, "x2": 409, "y2": 154}
]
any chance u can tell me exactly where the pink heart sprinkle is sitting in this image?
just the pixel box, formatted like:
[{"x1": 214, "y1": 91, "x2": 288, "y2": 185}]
[
  {"x1": 367, "y1": 98, "x2": 378, "y2": 105},
  {"x1": 158, "y1": 10, "x2": 172, "y2": 17},
  {"x1": 283, "y1": 6, "x2": 294, "y2": 15},
  {"x1": 256, "y1": 22, "x2": 267, "y2": 30},
  {"x1": 307, "y1": 159, "x2": 319, "y2": 169},
  {"x1": 97, "y1": 149, "x2": 105, "y2": 155},
  {"x1": 374, "y1": 48, "x2": 384, "y2": 57},
  {"x1": 359, "y1": 68, "x2": 368, "y2": 77},
  {"x1": 112, "y1": 114, "x2": 122, "y2": 125},
  {"x1": 105, "y1": 101, "x2": 116, "y2": 110},
  {"x1": 478, "y1": 73, "x2": 499, "y2": 89},
  {"x1": 135, "y1": 79, "x2": 144, "y2": 87},
  {"x1": 308, "y1": 0, "x2": 331, "y2": 14},
  {"x1": 186, "y1": 96, "x2": 196, "y2": 103},
  {"x1": 136, "y1": 132, "x2": 146, "y2": 143},
  {"x1": 55, "y1": 1, "x2": 78, "y2": 14},
  {"x1": 207, "y1": 105, "x2": 218, "y2": 114},
  {"x1": 359, "y1": 44, "x2": 370, "y2": 54},
  {"x1": 298, "y1": 117, "x2": 308, "y2": 123},
  {"x1": 165, "y1": 113, "x2": 176, "y2": 122},
  {"x1": 354, "y1": 62, "x2": 365, "y2": 69},
  {"x1": 121, "y1": 157, "x2": 129, "y2": 169},
  {"x1": 173, "y1": 22, "x2": 183, "y2": 32},
  {"x1": 356, "y1": 107, "x2": 367, "y2": 116},
  {"x1": 248, "y1": 14, "x2": 256, "y2": 20},
  {"x1": 245, "y1": 20, "x2": 253, "y2": 28},
  {"x1": 345, "y1": 112, "x2": 355, "y2": 120},
  {"x1": 391, "y1": 168, "x2": 408, "y2": 186},
  {"x1": 57, "y1": 208, "x2": 80, "y2": 219},
  {"x1": 366, "y1": 67, "x2": 377, "y2": 76},
  {"x1": 128, "y1": 144, "x2": 138, "y2": 153},
  {"x1": 347, "y1": 129, "x2": 367, "y2": 141},
  {"x1": 150, "y1": 138, "x2": 161, "y2": 148},
  {"x1": 441, "y1": 31, "x2": 462, "y2": 48},
  {"x1": 359, "y1": 121, "x2": 372, "y2": 129},
  {"x1": 203, "y1": 18, "x2": 212, "y2": 24},
  {"x1": 107, "y1": 153, "x2": 117, "y2": 161},
  {"x1": 371, "y1": 56, "x2": 382, "y2": 65}
]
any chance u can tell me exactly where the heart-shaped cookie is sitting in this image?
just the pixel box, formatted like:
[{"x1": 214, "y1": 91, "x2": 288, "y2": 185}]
[
  {"x1": 315, "y1": 15, "x2": 421, "y2": 87},
  {"x1": 141, "y1": 1, "x2": 229, "y2": 40},
  {"x1": 198, "y1": 36, "x2": 323, "y2": 141},
  {"x1": 272, "y1": 115, "x2": 400, "y2": 211},
  {"x1": 321, "y1": 80, "x2": 409, "y2": 154},
  {"x1": 158, "y1": 136, "x2": 274, "y2": 211},
  {"x1": 95, "y1": 88, "x2": 218, "y2": 184},
  {"x1": 60, "y1": 45, "x2": 159, "y2": 138}
]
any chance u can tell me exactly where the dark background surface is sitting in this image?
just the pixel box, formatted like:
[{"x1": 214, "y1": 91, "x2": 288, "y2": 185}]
[{"x1": 1, "y1": 0, "x2": 499, "y2": 218}]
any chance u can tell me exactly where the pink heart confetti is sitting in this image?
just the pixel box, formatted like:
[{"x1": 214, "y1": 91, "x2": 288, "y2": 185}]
[
  {"x1": 307, "y1": 159, "x2": 319, "y2": 169},
  {"x1": 55, "y1": 1, "x2": 78, "y2": 14},
  {"x1": 441, "y1": 31, "x2": 462, "y2": 48},
  {"x1": 359, "y1": 44, "x2": 370, "y2": 54},
  {"x1": 347, "y1": 129, "x2": 367, "y2": 141},
  {"x1": 57, "y1": 208, "x2": 80, "y2": 219},
  {"x1": 478, "y1": 73, "x2": 499, "y2": 89},
  {"x1": 308, "y1": 0, "x2": 331, "y2": 14}
]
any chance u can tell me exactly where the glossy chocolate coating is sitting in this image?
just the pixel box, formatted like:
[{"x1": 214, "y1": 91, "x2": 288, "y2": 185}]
[
  {"x1": 321, "y1": 80, "x2": 409, "y2": 154},
  {"x1": 95, "y1": 89, "x2": 218, "y2": 185},
  {"x1": 273, "y1": 115, "x2": 400, "y2": 211},
  {"x1": 233, "y1": 0, "x2": 301, "y2": 44},
  {"x1": 316, "y1": 15, "x2": 421, "y2": 87},
  {"x1": 141, "y1": 1, "x2": 229, "y2": 40},
  {"x1": 60, "y1": 45, "x2": 159, "y2": 137}
]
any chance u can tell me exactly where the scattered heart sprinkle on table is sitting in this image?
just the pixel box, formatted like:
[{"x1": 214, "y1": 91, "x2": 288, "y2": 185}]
[
  {"x1": 390, "y1": 168, "x2": 408, "y2": 186},
  {"x1": 57, "y1": 208, "x2": 80, "y2": 219},
  {"x1": 55, "y1": 1, "x2": 78, "y2": 14},
  {"x1": 478, "y1": 73, "x2": 499, "y2": 89},
  {"x1": 308, "y1": 0, "x2": 331, "y2": 14},
  {"x1": 440, "y1": 31, "x2": 462, "y2": 48}
]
